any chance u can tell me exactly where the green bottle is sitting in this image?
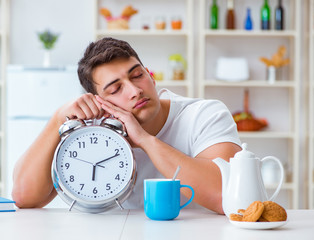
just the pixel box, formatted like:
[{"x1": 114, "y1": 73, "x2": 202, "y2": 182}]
[
  {"x1": 210, "y1": 0, "x2": 219, "y2": 29},
  {"x1": 261, "y1": 0, "x2": 271, "y2": 30}
]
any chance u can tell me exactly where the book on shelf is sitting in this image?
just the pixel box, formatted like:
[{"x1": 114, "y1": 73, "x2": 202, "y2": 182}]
[{"x1": 0, "y1": 197, "x2": 16, "y2": 212}]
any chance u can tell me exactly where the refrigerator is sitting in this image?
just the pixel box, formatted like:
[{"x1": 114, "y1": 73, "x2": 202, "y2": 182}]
[{"x1": 6, "y1": 65, "x2": 83, "y2": 207}]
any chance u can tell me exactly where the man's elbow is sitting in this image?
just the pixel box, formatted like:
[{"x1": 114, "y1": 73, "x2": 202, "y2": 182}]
[
  {"x1": 11, "y1": 181, "x2": 49, "y2": 208},
  {"x1": 12, "y1": 187, "x2": 38, "y2": 208}
]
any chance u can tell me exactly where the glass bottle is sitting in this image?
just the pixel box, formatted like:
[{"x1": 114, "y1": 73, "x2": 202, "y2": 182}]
[
  {"x1": 244, "y1": 8, "x2": 253, "y2": 30},
  {"x1": 261, "y1": 0, "x2": 271, "y2": 30},
  {"x1": 226, "y1": 0, "x2": 235, "y2": 29},
  {"x1": 210, "y1": 0, "x2": 219, "y2": 29},
  {"x1": 275, "y1": 0, "x2": 284, "y2": 30}
]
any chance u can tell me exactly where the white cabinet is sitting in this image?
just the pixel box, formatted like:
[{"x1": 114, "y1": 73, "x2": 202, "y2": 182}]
[
  {"x1": 93, "y1": 0, "x2": 194, "y2": 97},
  {"x1": 198, "y1": 0, "x2": 301, "y2": 208},
  {"x1": 4, "y1": 66, "x2": 83, "y2": 201},
  {"x1": 0, "y1": 0, "x2": 9, "y2": 195}
]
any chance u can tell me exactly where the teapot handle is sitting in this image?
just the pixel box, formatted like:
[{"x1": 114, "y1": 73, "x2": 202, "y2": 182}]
[{"x1": 261, "y1": 156, "x2": 285, "y2": 201}]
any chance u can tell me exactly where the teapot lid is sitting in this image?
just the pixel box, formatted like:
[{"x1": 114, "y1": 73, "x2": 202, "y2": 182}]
[{"x1": 234, "y1": 143, "x2": 256, "y2": 159}]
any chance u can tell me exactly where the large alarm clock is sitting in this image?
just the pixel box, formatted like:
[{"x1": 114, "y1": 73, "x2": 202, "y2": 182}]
[{"x1": 52, "y1": 117, "x2": 136, "y2": 213}]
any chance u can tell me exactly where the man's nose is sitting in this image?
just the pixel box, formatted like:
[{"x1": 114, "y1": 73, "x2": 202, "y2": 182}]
[{"x1": 127, "y1": 81, "x2": 143, "y2": 99}]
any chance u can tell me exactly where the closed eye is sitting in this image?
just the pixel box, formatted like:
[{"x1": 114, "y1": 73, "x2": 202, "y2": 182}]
[
  {"x1": 132, "y1": 73, "x2": 143, "y2": 79},
  {"x1": 110, "y1": 85, "x2": 121, "y2": 94}
]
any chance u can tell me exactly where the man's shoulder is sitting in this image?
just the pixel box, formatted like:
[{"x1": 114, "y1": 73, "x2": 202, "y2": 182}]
[{"x1": 173, "y1": 97, "x2": 227, "y2": 115}]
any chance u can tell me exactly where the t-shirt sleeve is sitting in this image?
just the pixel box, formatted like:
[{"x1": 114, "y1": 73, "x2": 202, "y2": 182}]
[{"x1": 190, "y1": 100, "x2": 241, "y2": 157}]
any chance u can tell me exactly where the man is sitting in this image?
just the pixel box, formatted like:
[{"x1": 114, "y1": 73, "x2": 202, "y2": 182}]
[{"x1": 12, "y1": 37, "x2": 241, "y2": 214}]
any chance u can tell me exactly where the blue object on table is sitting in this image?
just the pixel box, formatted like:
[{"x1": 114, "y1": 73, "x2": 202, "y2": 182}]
[{"x1": 0, "y1": 197, "x2": 16, "y2": 212}]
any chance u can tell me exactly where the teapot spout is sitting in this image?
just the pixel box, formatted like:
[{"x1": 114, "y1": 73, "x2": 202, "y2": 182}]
[{"x1": 212, "y1": 158, "x2": 230, "y2": 198}]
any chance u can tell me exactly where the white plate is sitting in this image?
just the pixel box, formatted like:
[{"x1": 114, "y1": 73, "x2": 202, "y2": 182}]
[{"x1": 229, "y1": 220, "x2": 288, "y2": 230}]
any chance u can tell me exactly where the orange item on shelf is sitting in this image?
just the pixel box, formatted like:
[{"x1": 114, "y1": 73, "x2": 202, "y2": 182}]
[
  {"x1": 232, "y1": 89, "x2": 268, "y2": 131},
  {"x1": 171, "y1": 19, "x2": 182, "y2": 30}
]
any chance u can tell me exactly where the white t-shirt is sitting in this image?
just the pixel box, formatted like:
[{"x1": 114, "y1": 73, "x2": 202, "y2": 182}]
[{"x1": 122, "y1": 89, "x2": 241, "y2": 209}]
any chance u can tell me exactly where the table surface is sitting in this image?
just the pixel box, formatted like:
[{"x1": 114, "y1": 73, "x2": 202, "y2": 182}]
[{"x1": 0, "y1": 208, "x2": 313, "y2": 240}]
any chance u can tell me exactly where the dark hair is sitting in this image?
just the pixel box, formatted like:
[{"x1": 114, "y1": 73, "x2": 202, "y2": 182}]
[{"x1": 77, "y1": 37, "x2": 143, "y2": 94}]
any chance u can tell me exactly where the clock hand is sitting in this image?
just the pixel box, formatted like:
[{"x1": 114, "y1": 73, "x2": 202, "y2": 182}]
[
  {"x1": 91, "y1": 155, "x2": 118, "y2": 181},
  {"x1": 70, "y1": 156, "x2": 93, "y2": 165},
  {"x1": 70, "y1": 156, "x2": 105, "y2": 168},
  {"x1": 95, "y1": 153, "x2": 120, "y2": 166},
  {"x1": 92, "y1": 165, "x2": 96, "y2": 181}
]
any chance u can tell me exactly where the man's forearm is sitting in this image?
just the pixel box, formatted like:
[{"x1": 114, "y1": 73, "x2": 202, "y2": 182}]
[{"x1": 138, "y1": 135, "x2": 241, "y2": 213}]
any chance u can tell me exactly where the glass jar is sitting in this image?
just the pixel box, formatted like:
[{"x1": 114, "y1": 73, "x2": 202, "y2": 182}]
[
  {"x1": 171, "y1": 16, "x2": 182, "y2": 30},
  {"x1": 169, "y1": 54, "x2": 186, "y2": 80},
  {"x1": 155, "y1": 16, "x2": 166, "y2": 30}
]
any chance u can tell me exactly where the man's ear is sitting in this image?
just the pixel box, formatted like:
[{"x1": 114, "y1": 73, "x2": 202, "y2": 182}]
[{"x1": 145, "y1": 67, "x2": 156, "y2": 86}]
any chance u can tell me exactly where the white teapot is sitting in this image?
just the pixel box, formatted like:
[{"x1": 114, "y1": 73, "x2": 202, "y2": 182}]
[{"x1": 213, "y1": 143, "x2": 284, "y2": 217}]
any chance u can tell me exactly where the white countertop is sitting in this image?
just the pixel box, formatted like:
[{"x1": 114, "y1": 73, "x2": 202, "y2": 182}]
[{"x1": 0, "y1": 208, "x2": 313, "y2": 240}]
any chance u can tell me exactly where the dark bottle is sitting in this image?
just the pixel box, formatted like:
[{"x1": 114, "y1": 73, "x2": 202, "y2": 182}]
[
  {"x1": 226, "y1": 0, "x2": 235, "y2": 29},
  {"x1": 210, "y1": 0, "x2": 219, "y2": 29},
  {"x1": 261, "y1": 0, "x2": 271, "y2": 30},
  {"x1": 244, "y1": 8, "x2": 253, "y2": 30},
  {"x1": 275, "y1": 0, "x2": 284, "y2": 30}
]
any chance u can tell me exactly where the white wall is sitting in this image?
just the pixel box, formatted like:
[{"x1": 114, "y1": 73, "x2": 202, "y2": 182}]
[{"x1": 10, "y1": 0, "x2": 94, "y2": 66}]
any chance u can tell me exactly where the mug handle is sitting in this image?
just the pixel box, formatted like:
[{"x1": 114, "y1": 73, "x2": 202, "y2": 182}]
[
  {"x1": 261, "y1": 156, "x2": 285, "y2": 201},
  {"x1": 179, "y1": 185, "x2": 195, "y2": 210}
]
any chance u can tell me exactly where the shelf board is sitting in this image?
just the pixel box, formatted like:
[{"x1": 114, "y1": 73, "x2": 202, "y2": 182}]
[
  {"x1": 96, "y1": 29, "x2": 190, "y2": 37},
  {"x1": 203, "y1": 80, "x2": 295, "y2": 88},
  {"x1": 265, "y1": 182, "x2": 295, "y2": 190},
  {"x1": 156, "y1": 80, "x2": 190, "y2": 87},
  {"x1": 202, "y1": 29, "x2": 297, "y2": 38},
  {"x1": 239, "y1": 131, "x2": 295, "y2": 139}
]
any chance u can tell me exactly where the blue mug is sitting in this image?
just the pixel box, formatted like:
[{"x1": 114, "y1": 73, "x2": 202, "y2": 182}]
[{"x1": 144, "y1": 179, "x2": 195, "y2": 220}]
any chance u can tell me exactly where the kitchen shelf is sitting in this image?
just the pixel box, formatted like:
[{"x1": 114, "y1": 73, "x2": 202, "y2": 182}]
[
  {"x1": 199, "y1": 0, "x2": 301, "y2": 209},
  {"x1": 202, "y1": 30, "x2": 297, "y2": 38},
  {"x1": 265, "y1": 182, "x2": 295, "y2": 190},
  {"x1": 96, "y1": 29, "x2": 190, "y2": 37},
  {"x1": 239, "y1": 131, "x2": 295, "y2": 139},
  {"x1": 203, "y1": 80, "x2": 296, "y2": 88},
  {"x1": 156, "y1": 80, "x2": 190, "y2": 86},
  {"x1": 94, "y1": 0, "x2": 194, "y2": 97}
]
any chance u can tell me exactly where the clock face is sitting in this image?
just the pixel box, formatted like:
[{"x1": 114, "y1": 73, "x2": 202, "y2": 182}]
[{"x1": 55, "y1": 126, "x2": 134, "y2": 203}]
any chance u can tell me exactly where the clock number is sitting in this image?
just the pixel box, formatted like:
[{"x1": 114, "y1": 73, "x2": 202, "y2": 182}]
[
  {"x1": 78, "y1": 142, "x2": 86, "y2": 148},
  {"x1": 115, "y1": 149, "x2": 119, "y2": 155},
  {"x1": 80, "y1": 184, "x2": 84, "y2": 190},
  {"x1": 69, "y1": 151, "x2": 78, "y2": 158},
  {"x1": 105, "y1": 140, "x2": 109, "y2": 147},
  {"x1": 90, "y1": 137, "x2": 98, "y2": 144},
  {"x1": 65, "y1": 163, "x2": 70, "y2": 169},
  {"x1": 115, "y1": 174, "x2": 120, "y2": 180},
  {"x1": 106, "y1": 183, "x2": 111, "y2": 190},
  {"x1": 119, "y1": 161, "x2": 124, "y2": 168},
  {"x1": 69, "y1": 175, "x2": 75, "y2": 182},
  {"x1": 93, "y1": 187, "x2": 98, "y2": 194}
]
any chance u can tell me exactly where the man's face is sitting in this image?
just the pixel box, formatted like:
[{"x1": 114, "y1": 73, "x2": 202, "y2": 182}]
[{"x1": 92, "y1": 57, "x2": 160, "y2": 124}]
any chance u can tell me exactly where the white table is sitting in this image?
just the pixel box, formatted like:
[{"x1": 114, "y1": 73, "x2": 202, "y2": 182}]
[{"x1": 0, "y1": 209, "x2": 313, "y2": 240}]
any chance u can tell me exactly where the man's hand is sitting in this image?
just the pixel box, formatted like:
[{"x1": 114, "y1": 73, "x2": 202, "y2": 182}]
[
  {"x1": 56, "y1": 93, "x2": 107, "y2": 124},
  {"x1": 95, "y1": 95, "x2": 150, "y2": 148}
]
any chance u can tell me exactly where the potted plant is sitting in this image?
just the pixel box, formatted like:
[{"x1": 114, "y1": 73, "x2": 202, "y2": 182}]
[{"x1": 38, "y1": 29, "x2": 59, "y2": 67}]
